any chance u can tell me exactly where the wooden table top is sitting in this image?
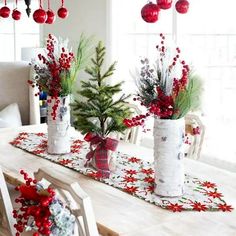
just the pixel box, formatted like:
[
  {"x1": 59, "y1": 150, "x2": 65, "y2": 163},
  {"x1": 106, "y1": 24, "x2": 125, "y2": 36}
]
[{"x1": 0, "y1": 124, "x2": 236, "y2": 236}]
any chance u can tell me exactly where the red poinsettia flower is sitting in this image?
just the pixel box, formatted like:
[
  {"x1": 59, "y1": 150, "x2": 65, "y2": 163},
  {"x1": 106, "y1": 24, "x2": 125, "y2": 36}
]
[
  {"x1": 36, "y1": 133, "x2": 44, "y2": 137},
  {"x1": 141, "y1": 168, "x2": 154, "y2": 175},
  {"x1": 59, "y1": 159, "x2": 72, "y2": 165},
  {"x1": 143, "y1": 176, "x2": 155, "y2": 184},
  {"x1": 167, "y1": 203, "x2": 183, "y2": 212},
  {"x1": 146, "y1": 185, "x2": 155, "y2": 193},
  {"x1": 191, "y1": 202, "x2": 207, "y2": 212},
  {"x1": 207, "y1": 191, "x2": 223, "y2": 199},
  {"x1": 201, "y1": 181, "x2": 216, "y2": 188},
  {"x1": 123, "y1": 176, "x2": 137, "y2": 183},
  {"x1": 19, "y1": 185, "x2": 40, "y2": 201},
  {"x1": 125, "y1": 169, "x2": 137, "y2": 175},
  {"x1": 128, "y1": 157, "x2": 141, "y2": 163},
  {"x1": 124, "y1": 186, "x2": 138, "y2": 194},
  {"x1": 218, "y1": 203, "x2": 234, "y2": 212}
]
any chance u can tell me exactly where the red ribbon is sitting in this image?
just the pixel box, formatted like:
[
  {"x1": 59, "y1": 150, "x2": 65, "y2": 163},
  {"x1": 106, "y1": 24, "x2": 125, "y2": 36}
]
[{"x1": 84, "y1": 133, "x2": 118, "y2": 178}]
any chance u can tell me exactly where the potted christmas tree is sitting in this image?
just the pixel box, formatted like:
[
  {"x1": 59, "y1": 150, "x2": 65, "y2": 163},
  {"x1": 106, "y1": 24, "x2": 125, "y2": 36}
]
[{"x1": 71, "y1": 41, "x2": 131, "y2": 177}]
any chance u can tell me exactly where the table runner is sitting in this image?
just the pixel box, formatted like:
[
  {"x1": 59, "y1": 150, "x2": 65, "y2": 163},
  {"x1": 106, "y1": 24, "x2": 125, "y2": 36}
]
[{"x1": 10, "y1": 132, "x2": 233, "y2": 212}]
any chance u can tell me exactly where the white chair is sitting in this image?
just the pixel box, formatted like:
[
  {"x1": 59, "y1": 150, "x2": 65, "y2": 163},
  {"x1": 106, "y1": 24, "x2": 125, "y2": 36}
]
[
  {"x1": 0, "y1": 166, "x2": 17, "y2": 236},
  {"x1": 0, "y1": 62, "x2": 40, "y2": 125},
  {"x1": 185, "y1": 114, "x2": 205, "y2": 160},
  {"x1": 34, "y1": 167, "x2": 99, "y2": 236}
]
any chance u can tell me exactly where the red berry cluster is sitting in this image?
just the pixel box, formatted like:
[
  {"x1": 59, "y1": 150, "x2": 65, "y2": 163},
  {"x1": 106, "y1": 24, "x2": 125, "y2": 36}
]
[
  {"x1": 13, "y1": 170, "x2": 55, "y2": 236},
  {"x1": 123, "y1": 113, "x2": 150, "y2": 127},
  {"x1": 149, "y1": 87, "x2": 175, "y2": 118}
]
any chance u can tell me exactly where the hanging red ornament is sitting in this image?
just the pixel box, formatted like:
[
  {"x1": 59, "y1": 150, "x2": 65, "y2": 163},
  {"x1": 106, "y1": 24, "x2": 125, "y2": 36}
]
[
  {"x1": 157, "y1": 0, "x2": 172, "y2": 10},
  {"x1": 141, "y1": 2, "x2": 160, "y2": 23},
  {"x1": 33, "y1": 0, "x2": 46, "y2": 24},
  {"x1": 46, "y1": 10, "x2": 55, "y2": 24},
  {"x1": 175, "y1": 0, "x2": 189, "y2": 14},
  {"x1": 0, "y1": 0, "x2": 10, "y2": 18},
  {"x1": 12, "y1": 0, "x2": 21, "y2": 21},
  {"x1": 57, "y1": 0, "x2": 68, "y2": 19},
  {"x1": 33, "y1": 8, "x2": 47, "y2": 23},
  {"x1": 45, "y1": 0, "x2": 55, "y2": 24},
  {"x1": 12, "y1": 9, "x2": 21, "y2": 20}
]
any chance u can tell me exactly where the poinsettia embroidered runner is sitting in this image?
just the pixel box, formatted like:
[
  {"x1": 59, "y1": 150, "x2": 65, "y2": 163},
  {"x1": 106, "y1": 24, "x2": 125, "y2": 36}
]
[{"x1": 10, "y1": 132, "x2": 233, "y2": 212}]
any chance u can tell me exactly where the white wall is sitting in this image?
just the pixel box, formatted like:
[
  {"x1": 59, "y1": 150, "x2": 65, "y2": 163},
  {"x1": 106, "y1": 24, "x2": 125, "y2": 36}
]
[{"x1": 42, "y1": 0, "x2": 110, "y2": 56}]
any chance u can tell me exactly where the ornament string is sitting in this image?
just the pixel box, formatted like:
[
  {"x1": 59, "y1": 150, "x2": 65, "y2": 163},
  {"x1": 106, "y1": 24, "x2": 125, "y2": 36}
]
[{"x1": 39, "y1": 0, "x2": 42, "y2": 9}]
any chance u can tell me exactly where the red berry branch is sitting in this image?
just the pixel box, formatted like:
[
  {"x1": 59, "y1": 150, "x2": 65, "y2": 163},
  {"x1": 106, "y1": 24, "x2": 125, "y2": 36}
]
[{"x1": 13, "y1": 170, "x2": 55, "y2": 236}]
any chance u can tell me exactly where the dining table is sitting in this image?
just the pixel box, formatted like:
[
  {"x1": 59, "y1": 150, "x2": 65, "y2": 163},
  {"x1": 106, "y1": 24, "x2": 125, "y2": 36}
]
[{"x1": 0, "y1": 124, "x2": 236, "y2": 236}]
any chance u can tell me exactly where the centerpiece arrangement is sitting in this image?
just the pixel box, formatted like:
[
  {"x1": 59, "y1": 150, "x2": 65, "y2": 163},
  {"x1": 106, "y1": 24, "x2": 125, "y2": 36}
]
[
  {"x1": 71, "y1": 41, "x2": 132, "y2": 177},
  {"x1": 28, "y1": 34, "x2": 93, "y2": 154},
  {"x1": 13, "y1": 170, "x2": 75, "y2": 236},
  {"x1": 124, "y1": 33, "x2": 202, "y2": 197}
]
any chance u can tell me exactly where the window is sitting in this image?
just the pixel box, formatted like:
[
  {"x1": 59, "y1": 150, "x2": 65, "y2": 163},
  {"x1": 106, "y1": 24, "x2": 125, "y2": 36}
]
[
  {"x1": 110, "y1": 0, "x2": 236, "y2": 170},
  {"x1": 0, "y1": 1, "x2": 40, "y2": 61}
]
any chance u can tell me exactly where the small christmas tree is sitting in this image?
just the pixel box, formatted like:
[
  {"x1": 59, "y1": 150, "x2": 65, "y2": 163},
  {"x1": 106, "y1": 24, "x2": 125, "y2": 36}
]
[{"x1": 72, "y1": 41, "x2": 131, "y2": 138}]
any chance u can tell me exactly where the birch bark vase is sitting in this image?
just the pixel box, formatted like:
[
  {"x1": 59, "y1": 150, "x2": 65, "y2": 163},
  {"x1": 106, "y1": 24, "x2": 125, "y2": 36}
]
[
  {"x1": 153, "y1": 118, "x2": 185, "y2": 197},
  {"x1": 47, "y1": 96, "x2": 71, "y2": 154}
]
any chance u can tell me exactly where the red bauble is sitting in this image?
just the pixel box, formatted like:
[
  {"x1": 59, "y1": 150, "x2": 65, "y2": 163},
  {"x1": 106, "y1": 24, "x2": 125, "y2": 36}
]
[
  {"x1": 45, "y1": 10, "x2": 55, "y2": 24},
  {"x1": 175, "y1": 0, "x2": 189, "y2": 14},
  {"x1": 0, "y1": 6, "x2": 10, "y2": 18},
  {"x1": 33, "y1": 8, "x2": 47, "y2": 24},
  {"x1": 57, "y1": 7, "x2": 68, "y2": 19},
  {"x1": 141, "y1": 2, "x2": 160, "y2": 23},
  {"x1": 12, "y1": 9, "x2": 21, "y2": 20},
  {"x1": 157, "y1": 0, "x2": 172, "y2": 10}
]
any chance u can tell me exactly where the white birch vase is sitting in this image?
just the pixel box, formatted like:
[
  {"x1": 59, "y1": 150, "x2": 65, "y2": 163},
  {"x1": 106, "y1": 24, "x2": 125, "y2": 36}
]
[
  {"x1": 47, "y1": 96, "x2": 71, "y2": 154},
  {"x1": 153, "y1": 118, "x2": 185, "y2": 197}
]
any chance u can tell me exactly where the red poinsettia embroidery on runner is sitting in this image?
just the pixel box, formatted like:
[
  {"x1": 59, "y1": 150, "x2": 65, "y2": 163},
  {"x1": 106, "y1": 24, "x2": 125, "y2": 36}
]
[
  {"x1": 37, "y1": 142, "x2": 47, "y2": 149},
  {"x1": 9, "y1": 140, "x2": 22, "y2": 146},
  {"x1": 71, "y1": 144, "x2": 82, "y2": 149},
  {"x1": 87, "y1": 171, "x2": 103, "y2": 179},
  {"x1": 19, "y1": 132, "x2": 28, "y2": 136},
  {"x1": 73, "y1": 139, "x2": 83, "y2": 144},
  {"x1": 201, "y1": 181, "x2": 216, "y2": 188},
  {"x1": 125, "y1": 169, "x2": 137, "y2": 175},
  {"x1": 128, "y1": 157, "x2": 141, "y2": 163},
  {"x1": 191, "y1": 202, "x2": 207, "y2": 212},
  {"x1": 59, "y1": 159, "x2": 73, "y2": 165},
  {"x1": 167, "y1": 203, "x2": 183, "y2": 212},
  {"x1": 143, "y1": 176, "x2": 155, "y2": 184},
  {"x1": 146, "y1": 184, "x2": 154, "y2": 193},
  {"x1": 207, "y1": 191, "x2": 223, "y2": 199},
  {"x1": 32, "y1": 149, "x2": 45, "y2": 155},
  {"x1": 124, "y1": 186, "x2": 138, "y2": 194},
  {"x1": 123, "y1": 176, "x2": 137, "y2": 183},
  {"x1": 35, "y1": 133, "x2": 45, "y2": 137},
  {"x1": 218, "y1": 203, "x2": 234, "y2": 212},
  {"x1": 141, "y1": 168, "x2": 154, "y2": 175}
]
